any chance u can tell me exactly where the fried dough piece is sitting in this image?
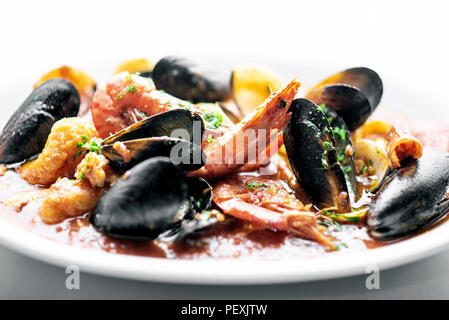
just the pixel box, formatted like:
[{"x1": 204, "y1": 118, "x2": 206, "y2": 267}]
[
  {"x1": 38, "y1": 178, "x2": 105, "y2": 224},
  {"x1": 19, "y1": 117, "x2": 99, "y2": 186}
]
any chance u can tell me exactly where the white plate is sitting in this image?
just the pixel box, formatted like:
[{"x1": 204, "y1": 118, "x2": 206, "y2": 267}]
[{"x1": 0, "y1": 56, "x2": 448, "y2": 285}]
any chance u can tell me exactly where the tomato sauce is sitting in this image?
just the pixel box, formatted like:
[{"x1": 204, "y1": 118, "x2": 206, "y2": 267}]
[{"x1": 0, "y1": 169, "x2": 381, "y2": 260}]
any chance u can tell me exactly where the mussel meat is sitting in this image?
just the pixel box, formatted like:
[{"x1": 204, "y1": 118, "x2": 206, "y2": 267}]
[
  {"x1": 306, "y1": 67, "x2": 383, "y2": 131},
  {"x1": 283, "y1": 98, "x2": 351, "y2": 212},
  {"x1": 0, "y1": 79, "x2": 80, "y2": 164},
  {"x1": 90, "y1": 156, "x2": 215, "y2": 241},
  {"x1": 316, "y1": 104, "x2": 358, "y2": 202},
  {"x1": 101, "y1": 109, "x2": 206, "y2": 171},
  {"x1": 368, "y1": 148, "x2": 449, "y2": 240},
  {"x1": 152, "y1": 56, "x2": 232, "y2": 103}
]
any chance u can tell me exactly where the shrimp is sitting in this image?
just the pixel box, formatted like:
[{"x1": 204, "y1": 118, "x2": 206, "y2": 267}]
[
  {"x1": 190, "y1": 79, "x2": 301, "y2": 180},
  {"x1": 91, "y1": 72, "x2": 204, "y2": 139},
  {"x1": 213, "y1": 176, "x2": 335, "y2": 248}
]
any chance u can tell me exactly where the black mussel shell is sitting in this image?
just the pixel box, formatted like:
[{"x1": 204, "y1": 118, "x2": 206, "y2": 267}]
[
  {"x1": 306, "y1": 67, "x2": 383, "y2": 131},
  {"x1": 102, "y1": 109, "x2": 205, "y2": 171},
  {"x1": 91, "y1": 157, "x2": 189, "y2": 240},
  {"x1": 103, "y1": 109, "x2": 204, "y2": 146},
  {"x1": 186, "y1": 177, "x2": 213, "y2": 214},
  {"x1": 158, "y1": 177, "x2": 216, "y2": 242},
  {"x1": 283, "y1": 98, "x2": 351, "y2": 212},
  {"x1": 138, "y1": 71, "x2": 152, "y2": 78},
  {"x1": 152, "y1": 56, "x2": 232, "y2": 103},
  {"x1": 368, "y1": 148, "x2": 449, "y2": 240},
  {"x1": 102, "y1": 137, "x2": 205, "y2": 172},
  {"x1": 0, "y1": 79, "x2": 80, "y2": 164}
]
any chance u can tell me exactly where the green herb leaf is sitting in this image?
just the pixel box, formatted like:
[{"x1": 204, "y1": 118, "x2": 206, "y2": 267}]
[
  {"x1": 332, "y1": 126, "x2": 347, "y2": 142},
  {"x1": 126, "y1": 84, "x2": 138, "y2": 94},
  {"x1": 321, "y1": 156, "x2": 329, "y2": 168},
  {"x1": 203, "y1": 112, "x2": 223, "y2": 129},
  {"x1": 207, "y1": 134, "x2": 215, "y2": 143},
  {"x1": 323, "y1": 141, "x2": 333, "y2": 150},
  {"x1": 246, "y1": 182, "x2": 269, "y2": 190}
]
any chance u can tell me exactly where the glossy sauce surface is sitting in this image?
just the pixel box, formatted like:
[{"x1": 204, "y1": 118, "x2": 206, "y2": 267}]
[{"x1": 0, "y1": 169, "x2": 383, "y2": 260}]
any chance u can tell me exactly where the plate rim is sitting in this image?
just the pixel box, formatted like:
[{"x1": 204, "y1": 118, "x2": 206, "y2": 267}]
[{"x1": 1, "y1": 215, "x2": 449, "y2": 285}]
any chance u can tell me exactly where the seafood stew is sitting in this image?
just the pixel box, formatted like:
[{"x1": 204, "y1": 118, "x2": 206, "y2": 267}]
[{"x1": 0, "y1": 59, "x2": 448, "y2": 260}]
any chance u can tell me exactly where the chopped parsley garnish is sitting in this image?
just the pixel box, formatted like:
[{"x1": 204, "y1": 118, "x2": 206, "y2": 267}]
[
  {"x1": 207, "y1": 135, "x2": 215, "y2": 143},
  {"x1": 79, "y1": 171, "x2": 85, "y2": 181},
  {"x1": 196, "y1": 197, "x2": 203, "y2": 209},
  {"x1": 126, "y1": 84, "x2": 138, "y2": 94},
  {"x1": 321, "y1": 156, "x2": 328, "y2": 168},
  {"x1": 332, "y1": 218, "x2": 343, "y2": 232},
  {"x1": 74, "y1": 137, "x2": 101, "y2": 160},
  {"x1": 343, "y1": 165, "x2": 352, "y2": 174},
  {"x1": 334, "y1": 242, "x2": 348, "y2": 250},
  {"x1": 323, "y1": 141, "x2": 333, "y2": 150},
  {"x1": 337, "y1": 149, "x2": 346, "y2": 162},
  {"x1": 321, "y1": 210, "x2": 361, "y2": 222},
  {"x1": 203, "y1": 112, "x2": 223, "y2": 129},
  {"x1": 317, "y1": 104, "x2": 329, "y2": 115},
  {"x1": 318, "y1": 219, "x2": 332, "y2": 228},
  {"x1": 116, "y1": 92, "x2": 124, "y2": 100},
  {"x1": 332, "y1": 126, "x2": 347, "y2": 142},
  {"x1": 344, "y1": 216, "x2": 360, "y2": 222},
  {"x1": 246, "y1": 182, "x2": 270, "y2": 190},
  {"x1": 125, "y1": 74, "x2": 132, "y2": 81}
]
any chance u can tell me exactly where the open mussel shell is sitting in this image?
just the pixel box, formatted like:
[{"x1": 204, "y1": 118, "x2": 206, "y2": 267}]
[
  {"x1": 102, "y1": 137, "x2": 205, "y2": 172},
  {"x1": 283, "y1": 98, "x2": 351, "y2": 212},
  {"x1": 102, "y1": 109, "x2": 205, "y2": 171},
  {"x1": 103, "y1": 109, "x2": 204, "y2": 145},
  {"x1": 91, "y1": 157, "x2": 189, "y2": 240},
  {"x1": 368, "y1": 148, "x2": 449, "y2": 240},
  {"x1": 306, "y1": 67, "x2": 383, "y2": 131},
  {"x1": 152, "y1": 56, "x2": 232, "y2": 103},
  {"x1": 353, "y1": 139, "x2": 390, "y2": 192},
  {"x1": 0, "y1": 78, "x2": 80, "y2": 164}
]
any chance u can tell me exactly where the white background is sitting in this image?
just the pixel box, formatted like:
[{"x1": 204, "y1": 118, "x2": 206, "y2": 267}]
[{"x1": 1, "y1": 0, "x2": 449, "y2": 298}]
